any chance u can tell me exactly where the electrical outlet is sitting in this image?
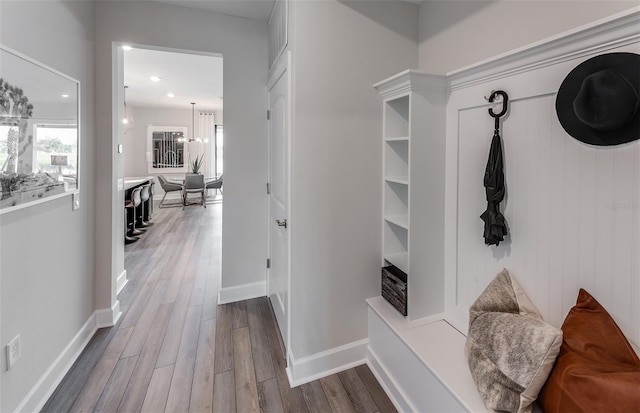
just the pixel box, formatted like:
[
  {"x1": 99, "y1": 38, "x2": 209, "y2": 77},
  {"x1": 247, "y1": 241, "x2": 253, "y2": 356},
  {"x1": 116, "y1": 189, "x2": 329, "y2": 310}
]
[{"x1": 6, "y1": 335, "x2": 20, "y2": 370}]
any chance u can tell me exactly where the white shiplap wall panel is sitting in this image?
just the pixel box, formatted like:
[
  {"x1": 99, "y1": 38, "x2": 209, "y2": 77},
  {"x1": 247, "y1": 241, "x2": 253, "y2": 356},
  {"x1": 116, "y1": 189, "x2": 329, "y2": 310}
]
[
  {"x1": 453, "y1": 87, "x2": 639, "y2": 345},
  {"x1": 444, "y1": 10, "x2": 640, "y2": 346}
]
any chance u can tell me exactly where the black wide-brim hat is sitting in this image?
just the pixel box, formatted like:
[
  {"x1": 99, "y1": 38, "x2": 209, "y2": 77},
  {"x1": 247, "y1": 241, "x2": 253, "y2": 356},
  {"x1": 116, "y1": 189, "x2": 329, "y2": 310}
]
[{"x1": 556, "y1": 52, "x2": 639, "y2": 146}]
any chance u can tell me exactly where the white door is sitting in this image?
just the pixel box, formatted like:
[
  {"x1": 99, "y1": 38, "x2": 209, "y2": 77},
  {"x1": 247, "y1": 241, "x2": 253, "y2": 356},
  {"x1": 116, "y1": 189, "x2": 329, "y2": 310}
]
[{"x1": 267, "y1": 52, "x2": 290, "y2": 354}]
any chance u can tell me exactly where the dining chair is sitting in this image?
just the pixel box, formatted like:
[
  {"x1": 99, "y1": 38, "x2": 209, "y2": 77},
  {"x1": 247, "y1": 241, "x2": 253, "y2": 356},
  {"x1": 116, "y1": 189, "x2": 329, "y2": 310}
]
[
  {"x1": 183, "y1": 174, "x2": 206, "y2": 209},
  {"x1": 205, "y1": 174, "x2": 223, "y2": 192},
  {"x1": 157, "y1": 175, "x2": 183, "y2": 208}
]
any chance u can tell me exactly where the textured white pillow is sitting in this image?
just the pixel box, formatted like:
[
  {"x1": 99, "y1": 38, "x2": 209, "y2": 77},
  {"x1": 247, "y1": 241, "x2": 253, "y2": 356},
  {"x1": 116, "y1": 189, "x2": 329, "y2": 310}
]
[{"x1": 465, "y1": 269, "x2": 562, "y2": 413}]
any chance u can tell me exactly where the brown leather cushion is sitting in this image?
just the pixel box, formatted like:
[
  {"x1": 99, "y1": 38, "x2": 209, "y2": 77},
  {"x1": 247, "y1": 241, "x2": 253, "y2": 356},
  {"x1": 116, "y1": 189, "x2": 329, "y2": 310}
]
[{"x1": 539, "y1": 289, "x2": 640, "y2": 413}]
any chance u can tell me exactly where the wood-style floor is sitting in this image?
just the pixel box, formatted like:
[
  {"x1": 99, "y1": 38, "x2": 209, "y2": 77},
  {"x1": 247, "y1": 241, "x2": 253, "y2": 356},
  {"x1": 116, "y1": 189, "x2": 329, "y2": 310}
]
[{"x1": 43, "y1": 197, "x2": 397, "y2": 413}]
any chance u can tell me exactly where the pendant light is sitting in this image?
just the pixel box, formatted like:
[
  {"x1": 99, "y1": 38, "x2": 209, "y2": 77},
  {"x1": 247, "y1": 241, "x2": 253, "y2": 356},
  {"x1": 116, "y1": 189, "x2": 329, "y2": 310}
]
[{"x1": 183, "y1": 102, "x2": 209, "y2": 143}]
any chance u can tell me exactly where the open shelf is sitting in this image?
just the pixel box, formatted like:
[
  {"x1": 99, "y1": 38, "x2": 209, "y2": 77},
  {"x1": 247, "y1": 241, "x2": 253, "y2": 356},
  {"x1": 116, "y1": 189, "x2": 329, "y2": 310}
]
[
  {"x1": 384, "y1": 181, "x2": 408, "y2": 217},
  {"x1": 384, "y1": 137, "x2": 409, "y2": 142},
  {"x1": 385, "y1": 139, "x2": 409, "y2": 180},
  {"x1": 384, "y1": 177, "x2": 409, "y2": 185},
  {"x1": 384, "y1": 215, "x2": 408, "y2": 230},
  {"x1": 384, "y1": 95, "x2": 409, "y2": 138}
]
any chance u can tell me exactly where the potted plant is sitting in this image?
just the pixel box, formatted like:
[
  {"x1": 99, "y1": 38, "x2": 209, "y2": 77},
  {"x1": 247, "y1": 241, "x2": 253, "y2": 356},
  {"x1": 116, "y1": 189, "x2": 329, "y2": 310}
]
[{"x1": 189, "y1": 154, "x2": 204, "y2": 175}]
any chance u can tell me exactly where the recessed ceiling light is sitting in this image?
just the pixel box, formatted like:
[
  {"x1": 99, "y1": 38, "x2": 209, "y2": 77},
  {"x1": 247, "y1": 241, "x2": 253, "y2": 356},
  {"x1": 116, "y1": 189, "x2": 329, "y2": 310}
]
[
  {"x1": 122, "y1": 45, "x2": 133, "y2": 51},
  {"x1": 167, "y1": 93, "x2": 175, "y2": 98},
  {"x1": 61, "y1": 94, "x2": 70, "y2": 98},
  {"x1": 150, "y1": 76, "x2": 161, "y2": 82}
]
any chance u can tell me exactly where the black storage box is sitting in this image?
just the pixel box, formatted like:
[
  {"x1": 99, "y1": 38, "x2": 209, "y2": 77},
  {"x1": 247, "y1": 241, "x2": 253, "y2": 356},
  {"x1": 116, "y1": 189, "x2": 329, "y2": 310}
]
[{"x1": 381, "y1": 264, "x2": 407, "y2": 316}]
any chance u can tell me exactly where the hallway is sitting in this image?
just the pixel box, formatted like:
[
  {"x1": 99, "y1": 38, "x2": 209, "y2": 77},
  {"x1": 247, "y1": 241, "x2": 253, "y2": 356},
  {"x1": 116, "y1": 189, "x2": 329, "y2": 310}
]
[{"x1": 42, "y1": 201, "x2": 396, "y2": 413}]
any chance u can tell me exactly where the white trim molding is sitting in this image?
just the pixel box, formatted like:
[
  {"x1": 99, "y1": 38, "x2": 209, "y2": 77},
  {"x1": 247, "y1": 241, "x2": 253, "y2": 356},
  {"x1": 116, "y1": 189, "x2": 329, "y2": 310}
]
[
  {"x1": 447, "y1": 7, "x2": 640, "y2": 90},
  {"x1": 117, "y1": 269, "x2": 128, "y2": 295},
  {"x1": 218, "y1": 281, "x2": 266, "y2": 304},
  {"x1": 286, "y1": 339, "x2": 369, "y2": 387},
  {"x1": 14, "y1": 312, "x2": 99, "y2": 413},
  {"x1": 96, "y1": 301, "x2": 122, "y2": 328}
]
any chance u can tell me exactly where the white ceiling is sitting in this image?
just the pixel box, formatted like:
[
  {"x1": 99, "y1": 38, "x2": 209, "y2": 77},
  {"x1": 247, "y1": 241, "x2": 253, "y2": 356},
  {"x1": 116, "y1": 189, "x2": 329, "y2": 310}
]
[
  {"x1": 123, "y1": 1, "x2": 272, "y2": 112},
  {"x1": 124, "y1": 47, "x2": 223, "y2": 111}
]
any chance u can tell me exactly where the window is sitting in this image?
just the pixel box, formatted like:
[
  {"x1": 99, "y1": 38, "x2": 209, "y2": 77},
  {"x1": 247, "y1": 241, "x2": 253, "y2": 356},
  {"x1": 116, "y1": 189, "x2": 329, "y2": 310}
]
[{"x1": 215, "y1": 125, "x2": 224, "y2": 177}]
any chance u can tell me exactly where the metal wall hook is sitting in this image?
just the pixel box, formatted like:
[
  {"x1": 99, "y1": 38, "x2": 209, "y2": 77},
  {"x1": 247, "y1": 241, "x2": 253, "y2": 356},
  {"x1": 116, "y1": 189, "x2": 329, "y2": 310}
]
[
  {"x1": 486, "y1": 90, "x2": 509, "y2": 133},
  {"x1": 483, "y1": 90, "x2": 497, "y2": 101},
  {"x1": 488, "y1": 90, "x2": 508, "y2": 118}
]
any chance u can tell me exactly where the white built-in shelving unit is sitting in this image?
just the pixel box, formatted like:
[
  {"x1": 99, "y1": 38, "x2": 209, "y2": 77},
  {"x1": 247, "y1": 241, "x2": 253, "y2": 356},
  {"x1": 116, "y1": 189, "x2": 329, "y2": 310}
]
[{"x1": 375, "y1": 70, "x2": 447, "y2": 320}]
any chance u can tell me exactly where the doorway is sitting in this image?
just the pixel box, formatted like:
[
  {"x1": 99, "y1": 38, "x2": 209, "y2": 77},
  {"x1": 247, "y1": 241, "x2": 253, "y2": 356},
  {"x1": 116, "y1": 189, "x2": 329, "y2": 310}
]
[{"x1": 119, "y1": 44, "x2": 224, "y2": 296}]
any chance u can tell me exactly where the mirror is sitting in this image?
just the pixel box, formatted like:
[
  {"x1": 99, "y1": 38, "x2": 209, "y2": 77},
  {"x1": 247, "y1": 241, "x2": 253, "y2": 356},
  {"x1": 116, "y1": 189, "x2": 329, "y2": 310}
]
[{"x1": 0, "y1": 45, "x2": 80, "y2": 214}]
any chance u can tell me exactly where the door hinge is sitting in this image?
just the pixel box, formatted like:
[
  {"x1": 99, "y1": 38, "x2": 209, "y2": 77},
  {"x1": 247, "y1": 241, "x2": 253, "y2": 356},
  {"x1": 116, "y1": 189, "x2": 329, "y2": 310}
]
[
  {"x1": 267, "y1": 258, "x2": 271, "y2": 269},
  {"x1": 267, "y1": 110, "x2": 271, "y2": 120},
  {"x1": 267, "y1": 182, "x2": 271, "y2": 194}
]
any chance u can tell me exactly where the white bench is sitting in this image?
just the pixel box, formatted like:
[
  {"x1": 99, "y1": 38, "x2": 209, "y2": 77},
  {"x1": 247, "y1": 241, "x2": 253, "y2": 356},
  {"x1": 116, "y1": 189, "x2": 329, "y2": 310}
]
[{"x1": 366, "y1": 296, "x2": 486, "y2": 413}]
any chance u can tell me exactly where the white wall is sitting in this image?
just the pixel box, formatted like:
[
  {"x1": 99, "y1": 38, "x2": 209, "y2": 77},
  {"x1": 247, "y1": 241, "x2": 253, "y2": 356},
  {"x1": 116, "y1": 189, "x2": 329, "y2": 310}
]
[
  {"x1": 124, "y1": 106, "x2": 189, "y2": 178},
  {"x1": 288, "y1": 0, "x2": 419, "y2": 360},
  {"x1": 94, "y1": 1, "x2": 268, "y2": 315},
  {"x1": 418, "y1": 0, "x2": 638, "y2": 74},
  {"x1": 124, "y1": 106, "x2": 223, "y2": 179},
  {"x1": 0, "y1": 1, "x2": 96, "y2": 411}
]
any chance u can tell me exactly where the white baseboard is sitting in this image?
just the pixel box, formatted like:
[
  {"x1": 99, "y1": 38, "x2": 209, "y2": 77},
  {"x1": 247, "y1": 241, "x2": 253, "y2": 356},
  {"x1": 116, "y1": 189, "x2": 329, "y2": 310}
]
[
  {"x1": 218, "y1": 281, "x2": 266, "y2": 304},
  {"x1": 366, "y1": 347, "x2": 413, "y2": 413},
  {"x1": 286, "y1": 339, "x2": 369, "y2": 387},
  {"x1": 96, "y1": 301, "x2": 122, "y2": 328},
  {"x1": 15, "y1": 311, "x2": 99, "y2": 413},
  {"x1": 117, "y1": 269, "x2": 128, "y2": 295}
]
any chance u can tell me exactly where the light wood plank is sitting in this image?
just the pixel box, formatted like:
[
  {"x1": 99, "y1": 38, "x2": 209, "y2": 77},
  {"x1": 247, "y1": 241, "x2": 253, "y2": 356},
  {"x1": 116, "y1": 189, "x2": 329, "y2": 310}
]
[
  {"x1": 233, "y1": 327, "x2": 260, "y2": 413},
  {"x1": 320, "y1": 374, "x2": 357, "y2": 413},
  {"x1": 165, "y1": 304, "x2": 202, "y2": 413},
  {"x1": 212, "y1": 370, "x2": 236, "y2": 413},
  {"x1": 201, "y1": 299, "x2": 217, "y2": 321},
  {"x1": 140, "y1": 365, "x2": 173, "y2": 413},
  {"x1": 214, "y1": 303, "x2": 234, "y2": 373},
  {"x1": 93, "y1": 356, "x2": 138, "y2": 413},
  {"x1": 247, "y1": 297, "x2": 276, "y2": 383},
  {"x1": 69, "y1": 327, "x2": 133, "y2": 413},
  {"x1": 259, "y1": 298, "x2": 309, "y2": 413},
  {"x1": 301, "y1": 380, "x2": 333, "y2": 413},
  {"x1": 117, "y1": 302, "x2": 173, "y2": 413},
  {"x1": 189, "y1": 319, "x2": 216, "y2": 413},
  {"x1": 118, "y1": 270, "x2": 158, "y2": 329},
  {"x1": 156, "y1": 283, "x2": 192, "y2": 368},
  {"x1": 258, "y1": 377, "x2": 285, "y2": 413},
  {"x1": 337, "y1": 369, "x2": 378, "y2": 413},
  {"x1": 120, "y1": 279, "x2": 170, "y2": 358},
  {"x1": 354, "y1": 365, "x2": 397, "y2": 413},
  {"x1": 261, "y1": 297, "x2": 286, "y2": 360},
  {"x1": 231, "y1": 300, "x2": 249, "y2": 329}
]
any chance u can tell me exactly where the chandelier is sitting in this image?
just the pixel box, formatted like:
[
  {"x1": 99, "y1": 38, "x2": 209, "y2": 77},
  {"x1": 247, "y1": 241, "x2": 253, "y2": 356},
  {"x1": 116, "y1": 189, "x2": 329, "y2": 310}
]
[{"x1": 178, "y1": 102, "x2": 209, "y2": 143}]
